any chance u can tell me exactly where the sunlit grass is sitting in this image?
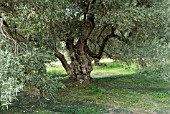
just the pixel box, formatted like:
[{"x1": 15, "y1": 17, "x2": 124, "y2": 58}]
[
  {"x1": 46, "y1": 61, "x2": 138, "y2": 78},
  {"x1": 44, "y1": 61, "x2": 170, "y2": 113},
  {"x1": 46, "y1": 63, "x2": 66, "y2": 75}
]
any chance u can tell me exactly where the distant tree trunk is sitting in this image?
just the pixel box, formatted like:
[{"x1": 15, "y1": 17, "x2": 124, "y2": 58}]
[{"x1": 94, "y1": 58, "x2": 100, "y2": 65}]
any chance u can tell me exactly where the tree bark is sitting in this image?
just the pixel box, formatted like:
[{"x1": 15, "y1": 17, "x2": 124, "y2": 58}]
[
  {"x1": 53, "y1": 40, "x2": 93, "y2": 84},
  {"x1": 65, "y1": 41, "x2": 93, "y2": 84}
]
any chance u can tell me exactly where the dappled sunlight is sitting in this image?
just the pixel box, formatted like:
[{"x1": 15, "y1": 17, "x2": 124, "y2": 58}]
[
  {"x1": 3, "y1": 63, "x2": 170, "y2": 113},
  {"x1": 47, "y1": 61, "x2": 138, "y2": 79},
  {"x1": 92, "y1": 61, "x2": 138, "y2": 78},
  {"x1": 43, "y1": 61, "x2": 170, "y2": 113},
  {"x1": 46, "y1": 63, "x2": 66, "y2": 75},
  {"x1": 0, "y1": 0, "x2": 169, "y2": 113}
]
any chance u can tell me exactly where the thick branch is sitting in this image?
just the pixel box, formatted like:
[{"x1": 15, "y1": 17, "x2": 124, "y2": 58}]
[
  {"x1": 97, "y1": 34, "x2": 113, "y2": 59},
  {"x1": 96, "y1": 23, "x2": 112, "y2": 40},
  {"x1": 87, "y1": 34, "x2": 113, "y2": 59},
  {"x1": 53, "y1": 48, "x2": 71, "y2": 72},
  {"x1": 111, "y1": 26, "x2": 130, "y2": 44},
  {"x1": 77, "y1": 0, "x2": 96, "y2": 44},
  {"x1": 64, "y1": 32, "x2": 76, "y2": 52},
  {"x1": 87, "y1": 25, "x2": 116, "y2": 59},
  {"x1": 83, "y1": 1, "x2": 89, "y2": 22},
  {"x1": 87, "y1": 26, "x2": 131, "y2": 59},
  {"x1": 117, "y1": 31, "x2": 131, "y2": 44}
]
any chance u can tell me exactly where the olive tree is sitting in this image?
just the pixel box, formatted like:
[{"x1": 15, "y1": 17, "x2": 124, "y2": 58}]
[
  {"x1": 0, "y1": 0, "x2": 169, "y2": 83},
  {"x1": 0, "y1": 8, "x2": 65, "y2": 109}
]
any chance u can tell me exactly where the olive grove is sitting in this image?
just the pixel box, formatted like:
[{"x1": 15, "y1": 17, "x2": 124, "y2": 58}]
[{"x1": 0, "y1": 0, "x2": 169, "y2": 97}]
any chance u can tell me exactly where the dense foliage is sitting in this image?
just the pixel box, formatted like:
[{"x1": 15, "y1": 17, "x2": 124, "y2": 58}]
[
  {"x1": 0, "y1": 49, "x2": 24, "y2": 109},
  {"x1": 0, "y1": 0, "x2": 169, "y2": 109},
  {"x1": 0, "y1": 38, "x2": 65, "y2": 109}
]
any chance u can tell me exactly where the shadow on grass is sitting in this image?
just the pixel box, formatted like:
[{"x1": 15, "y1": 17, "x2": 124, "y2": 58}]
[
  {"x1": 4, "y1": 93, "x2": 109, "y2": 114},
  {"x1": 3, "y1": 72, "x2": 170, "y2": 114},
  {"x1": 50, "y1": 100, "x2": 108, "y2": 114},
  {"x1": 95, "y1": 72, "x2": 170, "y2": 93}
]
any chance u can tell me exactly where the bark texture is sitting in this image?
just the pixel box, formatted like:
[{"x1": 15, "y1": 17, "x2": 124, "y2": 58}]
[{"x1": 69, "y1": 50, "x2": 93, "y2": 82}]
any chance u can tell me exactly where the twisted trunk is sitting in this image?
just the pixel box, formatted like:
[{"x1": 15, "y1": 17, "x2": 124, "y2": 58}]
[
  {"x1": 54, "y1": 40, "x2": 93, "y2": 84},
  {"x1": 68, "y1": 50, "x2": 93, "y2": 82},
  {"x1": 66, "y1": 40, "x2": 93, "y2": 83}
]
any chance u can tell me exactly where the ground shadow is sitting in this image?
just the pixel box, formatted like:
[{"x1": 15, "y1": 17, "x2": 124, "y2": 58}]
[
  {"x1": 95, "y1": 72, "x2": 170, "y2": 94},
  {"x1": 3, "y1": 92, "x2": 109, "y2": 114},
  {"x1": 3, "y1": 72, "x2": 170, "y2": 114}
]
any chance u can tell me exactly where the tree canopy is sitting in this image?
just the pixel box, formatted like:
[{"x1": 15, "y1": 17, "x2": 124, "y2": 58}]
[{"x1": 0, "y1": 0, "x2": 169, "y2": 82}]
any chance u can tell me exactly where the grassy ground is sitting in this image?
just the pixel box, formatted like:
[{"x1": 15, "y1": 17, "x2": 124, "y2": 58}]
[{"x1": 2, "y1": 62, "x2": 170, "y2": 114}]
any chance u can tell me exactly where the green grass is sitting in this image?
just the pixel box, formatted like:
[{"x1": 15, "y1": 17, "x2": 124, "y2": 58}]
[
  {"x1": 3, "y1": 62, "x2": 170, "y2": 114},
  {"x1": 47, "y1": 61, "x2": 138, "y2": 78},
  {"x1": 46, "y1": 63, "x2": 66, "y2": 75}
]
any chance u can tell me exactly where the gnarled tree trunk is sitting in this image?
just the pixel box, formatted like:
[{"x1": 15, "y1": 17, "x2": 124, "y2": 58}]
[
  {"x1": 53, "y1": 0, "x2": 122, "y2": 84},
  {"x1": 68, "y1": 50, "x2": 93, "y2": 83},
  {"x1": 54, "y1": 41, "x2": 93, "y2": 84},
  {"x1": 65, "y1": 39, "x2": 93, "y2": 83}
]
